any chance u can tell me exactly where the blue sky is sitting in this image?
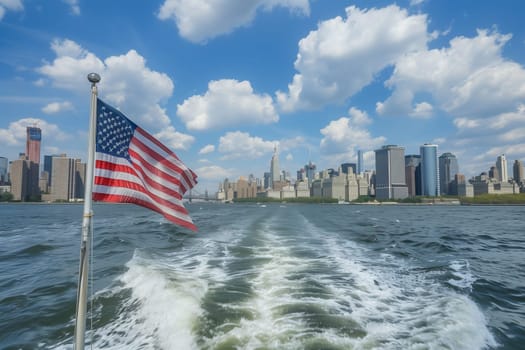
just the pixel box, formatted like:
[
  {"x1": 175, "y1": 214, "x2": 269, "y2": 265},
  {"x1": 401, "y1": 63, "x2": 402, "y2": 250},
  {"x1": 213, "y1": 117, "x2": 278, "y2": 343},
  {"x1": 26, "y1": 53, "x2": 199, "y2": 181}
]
[{"x1": 1, "y1": 0, "x2": 524, "y2": 193}]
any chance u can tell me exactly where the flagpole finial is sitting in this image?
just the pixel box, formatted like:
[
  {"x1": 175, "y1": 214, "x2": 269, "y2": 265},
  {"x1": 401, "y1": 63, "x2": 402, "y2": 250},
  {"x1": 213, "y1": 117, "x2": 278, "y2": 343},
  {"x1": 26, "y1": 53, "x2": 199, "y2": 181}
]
[{"x1": 87, "y1": 72, "x2": 101, "y2": 85}]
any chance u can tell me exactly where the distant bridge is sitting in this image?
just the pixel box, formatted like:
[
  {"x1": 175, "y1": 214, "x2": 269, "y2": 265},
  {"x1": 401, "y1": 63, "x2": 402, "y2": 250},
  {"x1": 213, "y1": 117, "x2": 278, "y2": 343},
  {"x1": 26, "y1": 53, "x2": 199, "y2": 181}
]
[{"x1": 183, "y1": 189, "x2": 218, "y2": 202}]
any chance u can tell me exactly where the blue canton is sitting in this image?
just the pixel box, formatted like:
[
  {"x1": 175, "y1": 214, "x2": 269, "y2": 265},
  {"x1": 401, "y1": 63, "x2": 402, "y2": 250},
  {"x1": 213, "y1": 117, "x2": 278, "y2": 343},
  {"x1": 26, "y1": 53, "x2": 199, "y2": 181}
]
[{"x1": 96, "y1": 100, "x2": 137, "y2": 160}]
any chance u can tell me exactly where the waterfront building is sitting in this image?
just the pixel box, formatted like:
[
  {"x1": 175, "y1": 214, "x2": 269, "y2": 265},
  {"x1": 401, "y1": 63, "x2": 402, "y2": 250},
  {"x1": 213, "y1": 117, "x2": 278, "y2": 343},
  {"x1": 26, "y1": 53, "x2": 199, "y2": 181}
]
[
  {"x1": 341, "y1": 163, "x2": 357, "y2": 175},
  {"x1": 439, "y1": 152, "x2": 459, "y2": 195},
  {"x1": 454, "y1": 174, "x2": 474, "y2": 197},
  {"x1": 513, "y1": 160, "x2": 524, "y2": 185},
  {"x1": 496, "y1": 154, "x2": 508, "y2": 183},
  {"x1": 295, "y1": 179, "x2": 310, "y2": 198},
  {"x1": 489, "y1": 166, "x2": 499, "y2": 181},
  {"x1": 9, "y1": 154, "x2": 39, "y2": 201},
  {"x1": 420, "y1": 144, "x2": 440, "y2": 196},
  {"x1": 50, "y1": 155, "x2": 76, "y2": 201},
  {"x1": 304, "y1": 161, "x2": 316, "y2": 187},
  {"x1": 235, "y1": 176, "x2": 257, "y2": 199},
  {"x1": 374, "y1": 145, "x2": 408, "y2": 200},
  {"x1": 405, "y1": 155, "x2": 421, "y2": 197},
  {"x1": 75, "y1": 159, "x2": 86, "y2": 199},
  {"x1": 357, "y1": 150, "x2": 364, "y2": 175},
  {"x1": 0, "y1": 156, "x2": 7, "y2": 184},
  {"x1": 26, "y1": 126, "x2": 41, "y2": 165},
  {"x1": 270, "y1": 145, "x2": 280, "y2": 190}
]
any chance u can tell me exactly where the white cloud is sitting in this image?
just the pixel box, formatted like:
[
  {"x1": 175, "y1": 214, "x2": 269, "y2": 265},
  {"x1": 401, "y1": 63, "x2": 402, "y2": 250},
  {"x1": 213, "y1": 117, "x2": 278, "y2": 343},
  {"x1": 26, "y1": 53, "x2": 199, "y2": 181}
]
[
  {"x1": 177, "y1": 79, "x2": 278, "y2": 131},
  {"x1": 154, "y1": 126, "x2": 195, "y2": 150},
  {"x1": 218, "y1": 131, "x2": 277, "y2": 160},
  {"x1": 38, "y1": 39, "x2": 175, "y2": 131},
  {"x1": 157, "y1": 0, "x2": 309, "y2": 43},
  {"x1": 277, "y1": 5, "x2": 430, "y2": 112},
  {"x1": 42, "y1": 101, "x2": 74, "y2": 114},
  {"x1": 320, "y1": 108, "x2": 386, "y2": 164},
  {"x1": 377, "y1": 29, "x2": 525, "y2": 119},
  {"x1": 199, "y1": 144, "x2": 215, "y2": 154},
  {"x1": 0, "y1": 0, "x2": 23, "y2": 21},
  {"x1": 194, "y1": 165, "x2": 232, "y2": 180},
  {"x1": 410, "y1": 0, "x2": 425, "y2": 6},
  {"x1": 63, "y1": 0, "x2": 80, "y2": 15},
  {"x1": 0, "y1": 118, "x2": 68, "y2": 147}
]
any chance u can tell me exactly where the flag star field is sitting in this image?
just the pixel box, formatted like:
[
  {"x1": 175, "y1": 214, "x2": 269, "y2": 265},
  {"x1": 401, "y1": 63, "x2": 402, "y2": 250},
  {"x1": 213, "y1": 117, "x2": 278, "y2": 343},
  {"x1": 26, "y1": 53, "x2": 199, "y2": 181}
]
[{"x1": 1, "y1": 0, "x2": 524, "y2": 192}]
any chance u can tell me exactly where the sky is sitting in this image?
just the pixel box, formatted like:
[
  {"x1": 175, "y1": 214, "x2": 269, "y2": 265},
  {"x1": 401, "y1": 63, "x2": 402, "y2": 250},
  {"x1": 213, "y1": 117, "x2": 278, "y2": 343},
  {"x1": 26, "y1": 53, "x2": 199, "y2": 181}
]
[{"x1": 1, "y1": 0, "x2": 525, "y2": 194}]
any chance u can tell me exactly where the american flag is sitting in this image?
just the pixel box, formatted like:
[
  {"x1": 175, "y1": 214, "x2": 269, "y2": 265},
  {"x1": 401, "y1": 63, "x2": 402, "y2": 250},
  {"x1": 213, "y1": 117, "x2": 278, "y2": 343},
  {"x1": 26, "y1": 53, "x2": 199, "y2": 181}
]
[{"x1": 93, "y1": 99, "x2": 198, "y2": 231}]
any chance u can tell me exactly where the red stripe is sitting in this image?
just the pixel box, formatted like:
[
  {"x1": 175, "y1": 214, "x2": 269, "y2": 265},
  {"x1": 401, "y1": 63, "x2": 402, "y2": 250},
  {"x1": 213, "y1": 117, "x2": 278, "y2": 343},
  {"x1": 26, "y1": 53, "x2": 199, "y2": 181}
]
[
  {"x1": 93, "y1": 193, "x2": 197, "y2": 231},
  {"x1": 94, "y1": 176, "x2": 189, "y2": 215},
  {"x1": 132, "y1": 131, "x2": 196, "y2": 191},
  {"x1": 96, "y1": 157, "x2": 184, "y2": 200},
  {"x1": 128, "y1": 148, "x2": 185, "y2": 196}
]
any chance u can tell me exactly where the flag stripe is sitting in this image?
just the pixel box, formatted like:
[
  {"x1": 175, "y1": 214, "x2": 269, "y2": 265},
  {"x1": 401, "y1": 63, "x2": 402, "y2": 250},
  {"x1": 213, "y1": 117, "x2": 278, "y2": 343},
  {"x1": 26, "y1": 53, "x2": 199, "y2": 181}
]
[
  {"x1": 93, "y1": 99, "x2": 197, "y2": 230},
  {"x1": 92, "y1": 192, "x2": 196, "y2": 231}
]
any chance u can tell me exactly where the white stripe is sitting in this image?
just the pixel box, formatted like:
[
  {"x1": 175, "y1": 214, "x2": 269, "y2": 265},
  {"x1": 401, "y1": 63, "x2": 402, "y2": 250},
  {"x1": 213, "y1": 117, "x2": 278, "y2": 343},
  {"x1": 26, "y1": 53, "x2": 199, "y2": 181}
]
[
  {"x1": 133, "y1": 130, "x2": 197, "y2": 187},
  {"x1": 93, "y1": 184, "x2": 193, "y2": 224},
  {"x1": 95, "y1": 152, "x2": 185, "y2": 203}
]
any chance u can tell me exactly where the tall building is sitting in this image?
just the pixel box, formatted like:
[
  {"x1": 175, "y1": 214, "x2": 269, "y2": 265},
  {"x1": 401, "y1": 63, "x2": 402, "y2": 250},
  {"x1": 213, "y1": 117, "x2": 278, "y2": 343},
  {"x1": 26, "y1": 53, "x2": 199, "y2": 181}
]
[
  {"x1": 0, "y1": 156, "x2": 7, "y2": 184},
  {"x1": 9, "y1": 155, "x2": 39, "y2": 201},
  {"x1": 514, "y1": 160, "x2": 524, "y2": 185},
  {"x1": 357, "y1": 150, "x2": 364, "y2": 175},
  {"x1": 270, "y1": 145, "x2": 280, "y2": 190},
  {"x1": 51, "y1": 155, "x2": 76, "y2": 201},
  {"x1": 26, "y1": 126, "x2": 42, "y2": 164},
  {"x1": 420, "y1": 144, "x2": 440, "y2": 196},
  {"x1": 341, "y1": 163, "x2": 357, "y2": 175},
  {"x1": 496, "y1": 154, "x2": 508, "y2": 183},
  {"x1": 439, "y1": 152, "x2": 459, "y2": 195},
  {"x1": 374, "y1": 145, "x2": 408, "y2": 200},
  {"x1": 405, "y1": 155, "x2": 421, "y2": 197},
  {"x1": 304, "y1": 161, "x2": 316, "y2": 186}
]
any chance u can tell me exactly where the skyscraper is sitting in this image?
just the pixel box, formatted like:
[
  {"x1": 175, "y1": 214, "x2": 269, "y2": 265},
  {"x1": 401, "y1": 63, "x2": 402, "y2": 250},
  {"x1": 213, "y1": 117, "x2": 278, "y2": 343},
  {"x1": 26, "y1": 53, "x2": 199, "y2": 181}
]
[
  {"x1": 420, "y1": 144, "x2": 439, "y2": 196},
  {"x1": 357, "y1": 150, "x2": 363, "y2": 175},
  {"x1": 375, "y1": 145, "x2": 408, "y2": 200},
  {"x1": 0, "y1": 156, "x2": 7, "y2": 184},
  {"x1": 405, "y1": 155, "x2": 421, "y2": 197},
  {"x1": 304, "y1": 161, "x2": 316, "y2": 186},
  {"x1": 439, "y1": 152, "x2": 459, "y2": 195},
  {"x1": 513, "y1": 159, "x2": 524, "y2": 185},
  {"x1": 496, "y1": 154, "x2": 508, "y2": 183},
  {"x1": 270, "y1": 145, "x2": 280, "y2": 190},
  {"x1": 26, "y1": 126, "x2": 41, "y2": 164}
]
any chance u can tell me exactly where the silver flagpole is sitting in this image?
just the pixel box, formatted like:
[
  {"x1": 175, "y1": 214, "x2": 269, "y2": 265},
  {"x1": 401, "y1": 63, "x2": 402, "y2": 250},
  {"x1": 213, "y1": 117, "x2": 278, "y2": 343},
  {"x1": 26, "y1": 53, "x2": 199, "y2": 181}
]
[{"x1": 74, "y1": 73, "x2": 100, "y2": 350}]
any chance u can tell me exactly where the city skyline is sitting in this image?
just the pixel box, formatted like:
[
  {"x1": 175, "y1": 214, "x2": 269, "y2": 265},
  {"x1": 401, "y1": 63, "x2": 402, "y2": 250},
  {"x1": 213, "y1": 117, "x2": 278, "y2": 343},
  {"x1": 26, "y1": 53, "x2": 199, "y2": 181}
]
[{"x1": 1, "y1": 1, "x2": 525, "y2": 192}]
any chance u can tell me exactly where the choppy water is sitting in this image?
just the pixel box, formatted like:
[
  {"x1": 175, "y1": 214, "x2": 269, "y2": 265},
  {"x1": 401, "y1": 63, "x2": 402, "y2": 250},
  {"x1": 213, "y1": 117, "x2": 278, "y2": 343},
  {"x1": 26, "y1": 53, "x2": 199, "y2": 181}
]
[{"x1": 0, "y1": 202, "x2": 524, "y2": 349}]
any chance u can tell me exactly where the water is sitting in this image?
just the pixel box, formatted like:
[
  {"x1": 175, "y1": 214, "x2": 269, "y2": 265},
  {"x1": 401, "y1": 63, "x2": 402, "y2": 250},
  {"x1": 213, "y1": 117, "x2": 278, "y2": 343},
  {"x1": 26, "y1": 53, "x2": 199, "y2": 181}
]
[{"x1": 0, "y1": 202, "x2": 524, "y2": 349}]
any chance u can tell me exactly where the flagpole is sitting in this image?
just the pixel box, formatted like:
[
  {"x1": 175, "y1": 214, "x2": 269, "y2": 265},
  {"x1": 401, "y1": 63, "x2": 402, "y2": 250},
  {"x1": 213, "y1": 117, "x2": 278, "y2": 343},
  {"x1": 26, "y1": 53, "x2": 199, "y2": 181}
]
[{"x1": 74, "y1": 72, "x2": 100, "y2": 350}]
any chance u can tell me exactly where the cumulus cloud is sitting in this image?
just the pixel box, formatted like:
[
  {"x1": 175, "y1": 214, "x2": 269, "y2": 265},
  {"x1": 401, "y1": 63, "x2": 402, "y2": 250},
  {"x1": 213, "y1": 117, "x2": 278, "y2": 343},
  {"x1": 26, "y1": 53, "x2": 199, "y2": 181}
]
[
  {"x1": 38, "y1": 38, "x2": 176, "y2": 132},
  {"x1": 194, "y1": 165, "x2": 232, "y2": 180},
  {"x1": 42, "y1": 101, "x2": 74, "y2": 114},
  {"x1": 199, "y1": 144, "x2": 215, "y2": 154},
  {"x1": 154, "y1": 126, "x2": 195, "y2": 150},
  {"x1": 157, "y1": 0, "x2": 309, "y2": 43},
  {"x1": 320, "y1": 107, "x2": 386, "y2": 164},
  {"x1": 277, "y1": 5, "x2": 430, "y2": 112},
  {"x1": 218, "y1": 131, "x2": 277, "y2": 160},
  {"x1": 0, "y1": 0, "x2": 23, "y2": 21},
  {"x1": 0, "y1": 118, "x2": 68, "y2": 147},
  {"x1": 377, "y1": 29, "x2": 525, "y2": 119},
  {"x1": 177, "y1": 79, "x2": 278, "y2": 131}
]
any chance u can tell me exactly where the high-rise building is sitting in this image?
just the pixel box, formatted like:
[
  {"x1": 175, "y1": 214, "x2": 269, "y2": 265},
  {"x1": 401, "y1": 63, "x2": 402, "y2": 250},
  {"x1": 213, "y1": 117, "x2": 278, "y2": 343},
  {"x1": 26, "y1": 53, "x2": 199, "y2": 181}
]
[
  {"x1": 405, "y1": 155, "x2": 421, "y2": 197},
  {"x1": 513, "y1": 160, "x2": 524, "y2": 185},
  {"x1": 270, "y1": 145, "x2": 280, "y2": 190},
  {"x1": 357, "y1": 150, "x2": 364, "y2": 175},
  {"x1": 439, "y1": 152, "x2": 459, "y2": 195},
  {"x1": 374, "y1": 145, "x2": 408, "y2": 200},
  {"x1": 304, "y1": 161, "x2": 316, "y2": 186},
  {"x1": 9, "y1": 155, "x2": 39, "y2": 201},
  {"x1": 496, "y1": 154, "x2": 508, "y2": 183},
  {"x1": 0, "y1": 156, "x2": 7, "y2": 184},
  {"x1": 341, "y1": 163, "x2": 357, "y2": 175},
  {"x1": 420, "y1": 144, "x2": 440, "y2": 196},
  {"x1": 26, "y1": 126, "x2": 41, "y2": 164},
  {"x1": 51, "y1": 155, "x2": 76, "y2": 201}
]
